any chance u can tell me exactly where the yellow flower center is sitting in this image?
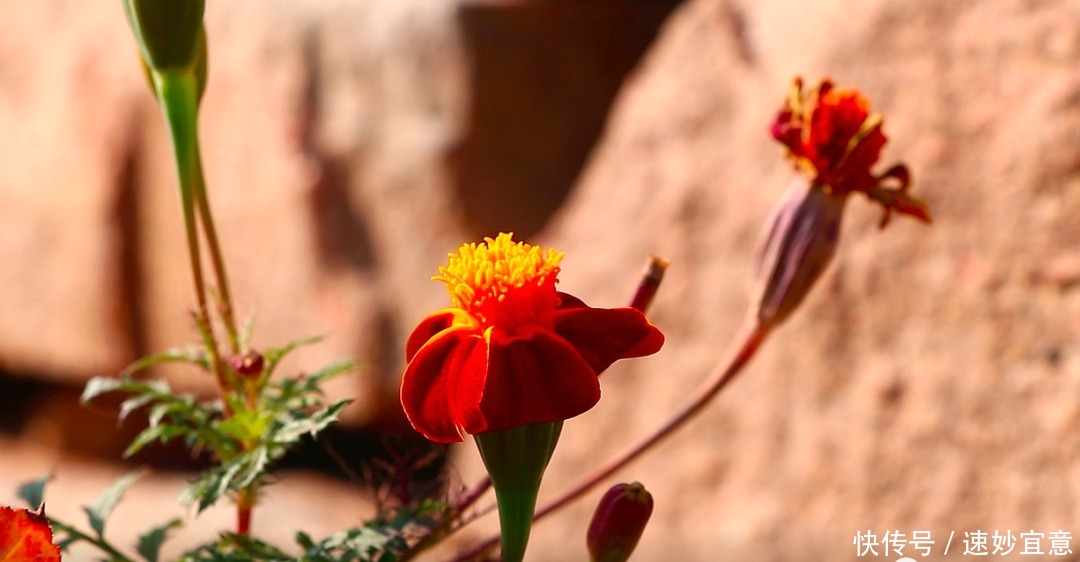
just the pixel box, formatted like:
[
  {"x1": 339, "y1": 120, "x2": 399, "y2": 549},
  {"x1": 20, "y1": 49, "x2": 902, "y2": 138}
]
[{"x1": 435, "y1": 233, "x2": 563, "y2": 327}]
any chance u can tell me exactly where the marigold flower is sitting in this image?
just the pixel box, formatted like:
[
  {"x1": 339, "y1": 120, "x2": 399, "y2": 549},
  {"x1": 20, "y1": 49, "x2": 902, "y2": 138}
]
[
  {"x1": 400, "y1": 233, "x2": 664, "y2": 444},
  {"x1": 771, "y1": 77, "x2": 930, "y2": 226}
]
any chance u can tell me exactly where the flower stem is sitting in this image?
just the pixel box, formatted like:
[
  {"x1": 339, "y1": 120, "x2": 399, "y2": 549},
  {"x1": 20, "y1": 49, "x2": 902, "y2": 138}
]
[
  {"x1": 51, "y1": 520, "x2": 134, "y2": 562},
  {"x1": 448, "y1": 318, "x2": 770, "y2": 562},
  {"x1": 154, "y1": 70, "x2": 231, "y2": 406},
  {"x1": 191, "y1": 151, "x2": 240, "y2": 355},
  {"x1": 490, "y1": 486, "x2": 539, "y2": 562},
  {"x1": 236, "y1": 486, "x2": 255, "y2": 536}
]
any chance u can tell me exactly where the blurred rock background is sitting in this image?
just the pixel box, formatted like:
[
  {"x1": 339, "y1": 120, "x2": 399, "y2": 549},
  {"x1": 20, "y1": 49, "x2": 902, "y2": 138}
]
[{"x1": 1, "y1": 0, "x2": 1078, "y2": 560}]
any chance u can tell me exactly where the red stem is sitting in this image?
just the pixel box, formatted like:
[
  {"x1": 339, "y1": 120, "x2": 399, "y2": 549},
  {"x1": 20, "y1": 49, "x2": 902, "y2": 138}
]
[
  {"x1": 448, "y1": 318, "x2": 770, "y2": 562},
  {"x1": 237, "y1": 488, "x2": 255, "y2": 536}
]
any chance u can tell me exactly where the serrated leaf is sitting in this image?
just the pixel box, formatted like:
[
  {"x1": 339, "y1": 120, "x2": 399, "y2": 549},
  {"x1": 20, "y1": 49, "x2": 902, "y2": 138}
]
[
  {"x1": 122, "y1": 345, "x2": 209, "y2": 376},
  {"x1": 137, "y1": 518, "x2": 182, "y2": 562},
  {"x1": 182, "y1": 461, "x2": 242, "y2": 513},
  {"x1": 214, "y1": 409, "x2": 270, "y2": 444},
  {"x1": 124, "y1": 423, "x2": 187, "y2": 458},
  {"x1": 16, "y1": 473, "x2": 51, "y2": 509},
  {"x1": 0, "y1": 506, "x2": 61, "y2": 562},
  {"x1": 85, "y1": 469, "x2": 146, "y2": 538},
  {"x1": 272, "y1": 400, "x2": 352, "y2": 445},
  {"x1": 234, "y1": 447, "x2": 272, "y2": 490}
]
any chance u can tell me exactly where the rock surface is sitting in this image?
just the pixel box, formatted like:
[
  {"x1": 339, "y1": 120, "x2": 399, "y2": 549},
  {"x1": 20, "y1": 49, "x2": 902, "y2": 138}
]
[{"x1": 450, "y1": 0, "x2": 1080, "y2": 560}]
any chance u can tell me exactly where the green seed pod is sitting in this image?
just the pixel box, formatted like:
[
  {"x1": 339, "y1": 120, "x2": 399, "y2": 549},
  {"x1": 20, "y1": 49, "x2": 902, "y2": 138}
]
[{"x1": 122, "y1": 0, "x2": 206, "y2": 72}]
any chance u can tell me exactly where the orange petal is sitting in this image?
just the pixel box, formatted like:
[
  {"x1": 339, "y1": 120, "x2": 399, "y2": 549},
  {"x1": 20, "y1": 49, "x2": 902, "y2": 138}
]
[
  {"x1": 400, "y1": 327, "x2": 485, "y2": 443},
  {"x1": 0, "y1": 506, "x2": 61, "y2": 562},
  {"x1": 550, "y1": 305, "x2": 665, "y2": 376},
  {"x1": 463, "y1": 327, "x2": 601, "y2": 435}
]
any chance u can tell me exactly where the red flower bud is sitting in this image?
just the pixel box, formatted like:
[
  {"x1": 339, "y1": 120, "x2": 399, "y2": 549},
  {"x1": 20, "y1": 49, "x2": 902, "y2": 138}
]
[
  {"x1": 587, "y1": 482, "x2": 654, "y2": 562},
  {"x1": 230, "y1": 351, "x2": 265, "y2": 379}
]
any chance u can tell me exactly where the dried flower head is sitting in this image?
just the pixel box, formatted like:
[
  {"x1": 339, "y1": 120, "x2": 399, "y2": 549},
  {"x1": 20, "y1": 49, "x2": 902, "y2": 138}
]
[
  {"x1": 771, "y1": 77, "x2": 930, "y2": 227},
  {"x1": 754, "y1": 78, "x2": 931, "y2": 327}
]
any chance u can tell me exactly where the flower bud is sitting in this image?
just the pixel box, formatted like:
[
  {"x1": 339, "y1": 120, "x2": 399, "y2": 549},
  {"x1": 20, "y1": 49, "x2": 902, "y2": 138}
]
[
  {"x1": 587, "y1": 482, "x2": 654, "y2": 562},
  {"x1": 122, "y1": 0, "x2": 206, "y2": 71},
  {"x1": 230, "y1": 350, "x2": 265, "y2": 379},
  {"x1": 751, "y1": 178, "x2": 845, "y2": 327}
]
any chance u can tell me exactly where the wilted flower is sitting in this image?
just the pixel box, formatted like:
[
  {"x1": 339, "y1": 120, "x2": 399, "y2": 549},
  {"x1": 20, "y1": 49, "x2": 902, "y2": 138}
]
[
  {"x1": 754, "y1": 78, "x2": 930, "y2": 327},
  {"x1": 587, "y1": 482, "x2": 655, "y2": 562},
  {"x1": 400, "y1": 232, "x2": 664, "y2": 444},
  {"x1": 770, "y1": 77, "x2": 930, "y2": 225}
]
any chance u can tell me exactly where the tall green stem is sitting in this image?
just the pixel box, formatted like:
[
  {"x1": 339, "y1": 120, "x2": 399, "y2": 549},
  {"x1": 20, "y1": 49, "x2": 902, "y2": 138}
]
[
  {"x1": 153, "y1": 70, "x2": 230, "y2": 408},
  {"x1": 191, "y1": 150, "x2": 240, "y2": 354}
]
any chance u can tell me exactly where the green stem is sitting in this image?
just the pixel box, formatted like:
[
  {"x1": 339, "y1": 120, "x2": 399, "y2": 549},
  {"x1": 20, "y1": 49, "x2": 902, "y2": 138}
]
[
  {"x1": 51, "y1": 520, "x2": 134, "y2": 562},
  {"x1": 191, "y1": 148, "x2": 240, "y2": 354},
  {"x1": 493, "y1": 487, "x2": 539, "y2": 562},
  {"x1": 154, "y1": 70, "x2": 231, "y2": 409}
]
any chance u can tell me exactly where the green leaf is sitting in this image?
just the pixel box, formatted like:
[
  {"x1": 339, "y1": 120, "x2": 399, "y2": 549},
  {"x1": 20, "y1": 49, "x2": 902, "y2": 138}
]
[
  {"x1": 119, "y1": 392, "x2": 159, "y2": 423},
  {"x1": 137, "y1": 518, "x2": 182, "y2": 562},
  {"x1": 263, "y1": 335, "x2": 324, "y2": 375},
  {"x1": 214, "y1": 409, "x2": 270, "y2": 444},
  {"x1": 182, "y1": 461, "x2": 242, "y2": 513},
  {"x1": 294, "y1": 531, "x2": 315, "y2": 551},
  {"x1": 81, "y1": 376, "x2": 126, "y2": 404},
  {"x1": 272, "y1": 400, "x2": 352, "y2": 446},
  {"x1": 85, "y1": 469, "x2": 147, "y2": 538},
  {"x1": 124, "y1": 423, "x2": 188, "y2": 458},
  {"x1": 122, "y1": 346, "x2": 209, "y2": 376},
  {"x1": 16, "y1": 472, "x2": 51, "y2": 509},
  {"x1": 306, "y1": 360, "x2": 356, "y2": 388}
]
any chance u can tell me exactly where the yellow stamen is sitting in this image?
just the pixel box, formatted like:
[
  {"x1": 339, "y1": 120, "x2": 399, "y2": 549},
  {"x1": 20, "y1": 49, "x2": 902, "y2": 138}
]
[{"x1": 435, "y1": 233, "x2": 563, "y2": 314}]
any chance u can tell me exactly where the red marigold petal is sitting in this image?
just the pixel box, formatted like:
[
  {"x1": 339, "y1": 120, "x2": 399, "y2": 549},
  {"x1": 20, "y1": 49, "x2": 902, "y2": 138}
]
[
  {"x1": 840, "y1": 123, "x2": 886, "y2": 185},
  {"x1": 400, "y1": 327, "x2": 485, "y2": 443},
  {"x1": 461, "y1": 327, "x2": 601, "y2": 435},
  {"x1": 550, "y1": 305, "x2": 664, "y2": 376},
  {"x1": 556, "y1": 291, "x2": 587, "y2": 310},
  {"x1": 0, "y1": 506, "x2": 61, "y2": 562},
  {"x1": 405, "y1": 308, "x2": 478, "y2": 362}
]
